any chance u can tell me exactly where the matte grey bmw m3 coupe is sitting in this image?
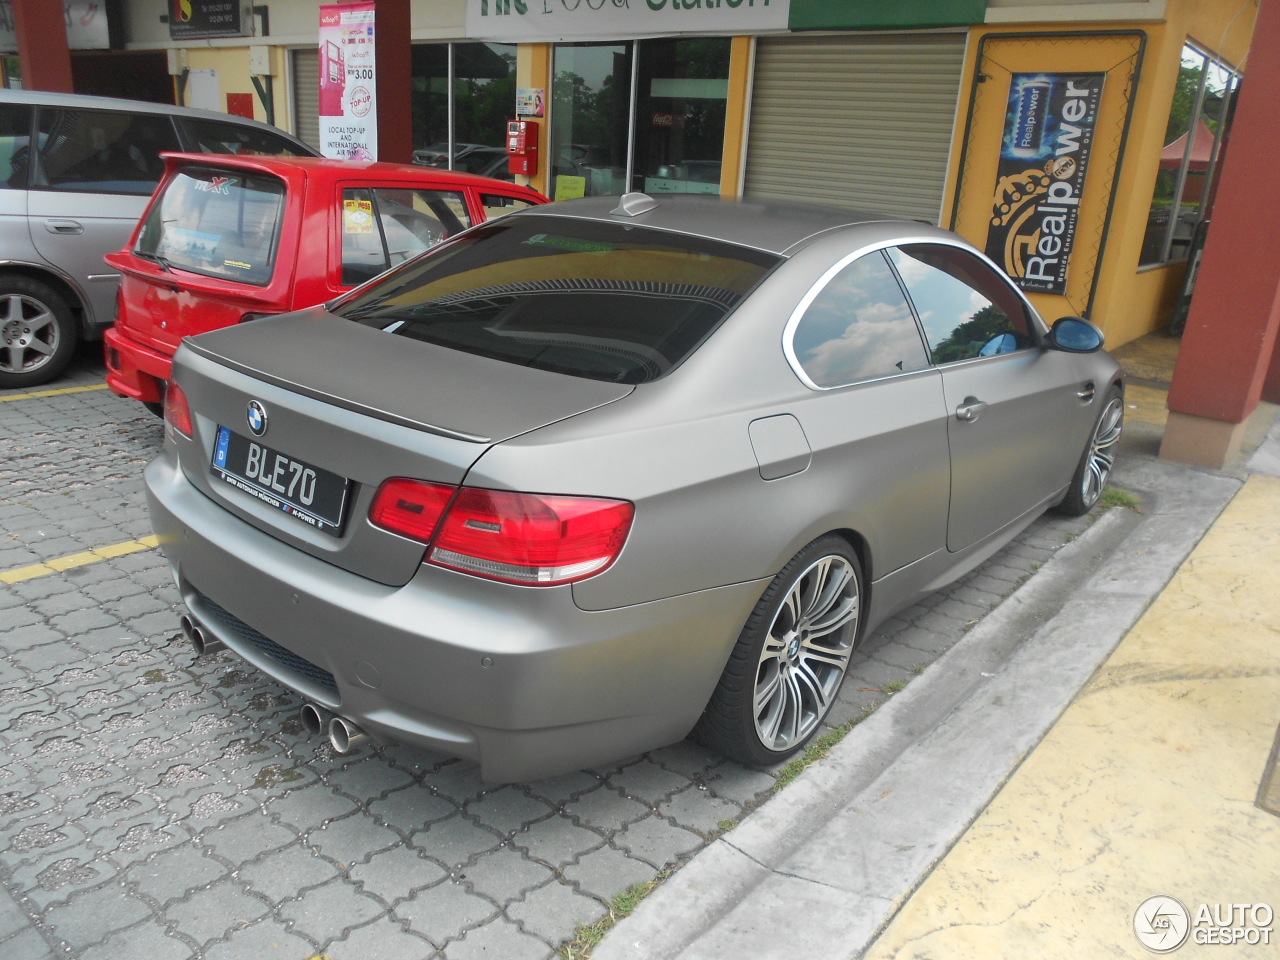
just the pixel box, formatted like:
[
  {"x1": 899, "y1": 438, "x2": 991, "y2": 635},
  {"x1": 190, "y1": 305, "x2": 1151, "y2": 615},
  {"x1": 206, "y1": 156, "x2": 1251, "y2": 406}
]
[{"x1": 145, "y1": 192, "x2": 1123, "y2": 782}]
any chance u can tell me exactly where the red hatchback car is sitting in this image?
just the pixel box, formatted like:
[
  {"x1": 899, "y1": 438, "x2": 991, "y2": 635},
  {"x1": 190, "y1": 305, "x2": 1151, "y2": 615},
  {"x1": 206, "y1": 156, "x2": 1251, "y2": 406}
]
[{"x1": 104, "y1": 153, "x2": 545, "y2": 411}]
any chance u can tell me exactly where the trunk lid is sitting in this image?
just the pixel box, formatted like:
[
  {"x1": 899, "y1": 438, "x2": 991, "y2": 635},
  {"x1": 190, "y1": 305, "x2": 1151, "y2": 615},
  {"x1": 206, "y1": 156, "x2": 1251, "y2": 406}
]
[{"x1": 171, "y1": 309, "x2": 632, "y2": 586}]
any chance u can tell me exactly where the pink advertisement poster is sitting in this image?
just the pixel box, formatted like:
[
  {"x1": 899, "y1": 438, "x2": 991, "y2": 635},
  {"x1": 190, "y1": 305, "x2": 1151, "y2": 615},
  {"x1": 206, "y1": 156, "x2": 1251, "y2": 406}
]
[{"x1": 319, "y1": 2, "x2": 377, "y2": 161}]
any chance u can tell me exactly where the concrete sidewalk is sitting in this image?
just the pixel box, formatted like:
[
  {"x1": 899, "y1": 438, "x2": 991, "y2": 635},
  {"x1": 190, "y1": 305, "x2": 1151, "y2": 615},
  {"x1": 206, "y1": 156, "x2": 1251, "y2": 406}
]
[
  {"x1": 594, "y1": 396, "x2": 1280, "y2": 958},
  {"x1": 866, "y1": 465, "x2": 1280, "y2": 959}
]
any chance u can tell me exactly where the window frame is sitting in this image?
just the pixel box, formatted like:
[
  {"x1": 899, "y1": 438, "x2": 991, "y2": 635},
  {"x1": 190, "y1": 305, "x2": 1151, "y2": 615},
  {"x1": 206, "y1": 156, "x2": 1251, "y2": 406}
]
[{"x1": 783, "y1": 237, "x2": 1045, "y2": 391}]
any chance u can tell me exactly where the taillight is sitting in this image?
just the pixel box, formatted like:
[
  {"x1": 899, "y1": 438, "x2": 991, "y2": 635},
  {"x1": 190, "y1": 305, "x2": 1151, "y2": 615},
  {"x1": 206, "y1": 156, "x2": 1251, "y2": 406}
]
[
  {"x1": 163, "y1": 381, "x2": 193, "y2": 439},
  {"x1": 429, "y1": 489, "x2": 633, "y2": 585},
  {"x1": 368, "y1": 478, "x2": 455, "y2": 542},
  {"x1": 367, "y1": 481, "x2": 633, "y2": 586}
]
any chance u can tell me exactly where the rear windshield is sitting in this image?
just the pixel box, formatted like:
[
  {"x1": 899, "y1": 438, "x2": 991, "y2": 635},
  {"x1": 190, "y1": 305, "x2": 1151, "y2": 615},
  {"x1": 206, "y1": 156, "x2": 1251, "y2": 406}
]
[
  {"x1": 134, "y1": 166, "x2": 285, "y2": 285},
  {"x1": 335, "y1": 216, "x2": 781, "y2": 384}
]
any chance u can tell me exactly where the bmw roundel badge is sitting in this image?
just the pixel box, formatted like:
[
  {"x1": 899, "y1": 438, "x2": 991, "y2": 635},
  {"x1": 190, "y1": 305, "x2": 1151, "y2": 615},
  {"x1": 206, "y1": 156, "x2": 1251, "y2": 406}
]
[{"x1": 246, "y1": 401, "x2": 268, "y2": 437}]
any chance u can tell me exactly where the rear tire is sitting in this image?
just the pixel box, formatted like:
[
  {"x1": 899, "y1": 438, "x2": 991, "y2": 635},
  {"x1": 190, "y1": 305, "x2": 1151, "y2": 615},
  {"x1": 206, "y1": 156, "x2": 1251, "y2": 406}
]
[
  {"x1": 0, "y1": 276, "x2": 77, "y2": 389},
  {"x1": 694, "y1": 536, "x2": 863, "y2": 767},
  {"x1": 1054, "y1": 385, "x2": 1123, "y2": 516}
]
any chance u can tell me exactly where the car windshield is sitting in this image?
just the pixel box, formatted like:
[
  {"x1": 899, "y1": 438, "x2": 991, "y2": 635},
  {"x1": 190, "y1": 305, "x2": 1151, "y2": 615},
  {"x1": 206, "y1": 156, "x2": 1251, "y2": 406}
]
[
  {"x1": 134, "y1": 166, "x2": 286, "y2": 286},
  {"x1": 335, "y1": 215, "x2": 781, "y2": 384}
]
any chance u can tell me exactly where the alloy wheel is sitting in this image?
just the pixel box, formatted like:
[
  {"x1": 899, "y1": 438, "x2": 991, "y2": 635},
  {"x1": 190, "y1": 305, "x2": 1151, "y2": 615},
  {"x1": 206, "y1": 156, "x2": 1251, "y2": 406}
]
[
  {"x1": 1081, "y1": 395, "x2": 1123, "y2": 508},
  {"x1": 753, "y1": 554, "x2": 860, "y2": 753},
  {"x1": 1, "y1": 293, "x2": 61, "y2": 376}
]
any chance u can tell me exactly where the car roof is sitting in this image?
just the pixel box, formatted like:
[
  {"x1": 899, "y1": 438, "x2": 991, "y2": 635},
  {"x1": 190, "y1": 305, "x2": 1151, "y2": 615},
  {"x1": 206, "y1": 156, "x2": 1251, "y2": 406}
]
[
  {"x1": 158, "y1": 151, "x2": 546, "y2": 199},
  {"x1": 0, "y1": 88, "x2": 313, "y2": 146},
  {"x1": 526, "y1": 193, "x2": 924, "y2": 257}
]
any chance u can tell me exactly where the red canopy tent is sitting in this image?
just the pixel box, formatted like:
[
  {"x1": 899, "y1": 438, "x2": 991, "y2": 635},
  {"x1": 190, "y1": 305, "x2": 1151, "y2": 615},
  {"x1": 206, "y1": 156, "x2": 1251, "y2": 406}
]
[{"x1": 1160, "y1": 118, "x2": 1218, "y2": 171}]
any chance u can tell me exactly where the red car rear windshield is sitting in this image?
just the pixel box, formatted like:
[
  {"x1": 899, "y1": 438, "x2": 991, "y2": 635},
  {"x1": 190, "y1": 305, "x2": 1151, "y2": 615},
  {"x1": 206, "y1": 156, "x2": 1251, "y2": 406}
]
[
  {"x1": 134, "y1": 166, "x2": 286, "y2": 286},
  {"x1": 335, "y1": 216, "x2": 781, "y2": 384}
]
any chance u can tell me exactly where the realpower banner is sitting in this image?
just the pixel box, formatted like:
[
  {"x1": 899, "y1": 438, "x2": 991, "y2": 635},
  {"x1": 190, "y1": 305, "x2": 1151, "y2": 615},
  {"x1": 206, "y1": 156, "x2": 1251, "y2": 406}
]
[
  {"x1": 319, "y1": 2, "x2": 377, "y2": 160},
  {"x1": 985, "y1": 73, "x2": 1104, "y2": 295}
]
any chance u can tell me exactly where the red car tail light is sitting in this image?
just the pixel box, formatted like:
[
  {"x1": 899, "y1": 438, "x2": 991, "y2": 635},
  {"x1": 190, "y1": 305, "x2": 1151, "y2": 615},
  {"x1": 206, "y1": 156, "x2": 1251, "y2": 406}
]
[
  {"x1": 368, "y1": 478, "x2": 456, "y2": 543},
  {"x1": 427, "y1": 489, "x2": 633, "y2": 586},
  {"x1": 163, "y1": 381, "x2": 193, "y2": 439}
]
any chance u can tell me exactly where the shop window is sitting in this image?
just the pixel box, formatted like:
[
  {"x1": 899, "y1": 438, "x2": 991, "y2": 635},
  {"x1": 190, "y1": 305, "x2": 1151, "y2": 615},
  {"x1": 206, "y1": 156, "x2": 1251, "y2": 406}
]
[
  {"x1": 633, "y1": 38, "x2": 730, "y2": 196},
  {"x1": 549, "y1": 37, "x2": 732, "y2": 201},
  {"x1": 1140, "y1": 43, "x2": 1239, "y2": 266},
  {"x1": 411, "y1": 42, "x2": 516, "y2": 171},
  {"x1": 551, "y1": 42, "x2": 632, "y2": 199}
]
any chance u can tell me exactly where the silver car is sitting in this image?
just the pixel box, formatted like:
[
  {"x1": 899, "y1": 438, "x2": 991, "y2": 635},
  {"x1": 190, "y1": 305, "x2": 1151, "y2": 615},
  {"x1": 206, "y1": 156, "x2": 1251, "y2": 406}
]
[
  {"x1": 0, "y1": 89, "x2": 315, "y2": 388},
  {"x1": 146, "y1": 193, "x2": 1123, "y2": 782}
]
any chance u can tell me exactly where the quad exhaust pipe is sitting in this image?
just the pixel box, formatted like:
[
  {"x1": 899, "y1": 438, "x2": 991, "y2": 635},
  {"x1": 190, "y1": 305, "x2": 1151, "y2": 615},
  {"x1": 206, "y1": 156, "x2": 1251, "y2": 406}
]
[
  {"x1": 301, "y1": 703, "x2": 368, "y2": 754},
  {"x1": 180, "y1": 613, "x2": 224, "y2": 656}
]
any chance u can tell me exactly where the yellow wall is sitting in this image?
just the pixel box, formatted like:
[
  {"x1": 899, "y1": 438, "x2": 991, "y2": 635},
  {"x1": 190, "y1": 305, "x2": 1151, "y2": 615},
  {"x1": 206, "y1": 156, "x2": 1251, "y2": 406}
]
[
  {"x1": 181, "y1": 47, "x2": 272, "y2": 124},
  {"x1": 942, "y1": 0, "x2": 1257, "y2": 347}
]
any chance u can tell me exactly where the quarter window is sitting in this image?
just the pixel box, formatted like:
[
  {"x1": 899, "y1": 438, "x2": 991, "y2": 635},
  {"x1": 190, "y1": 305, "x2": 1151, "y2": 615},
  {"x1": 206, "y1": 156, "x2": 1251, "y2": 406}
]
[
  {"x1": 791, "y1": 250, "x2": 929, "y2": 388},
  {"x1": 0, "y1": 103, "x2": 32, "y2": 190},
  {"x1": 888, "y1": 245, "x2": 1033, "y2": 365}
]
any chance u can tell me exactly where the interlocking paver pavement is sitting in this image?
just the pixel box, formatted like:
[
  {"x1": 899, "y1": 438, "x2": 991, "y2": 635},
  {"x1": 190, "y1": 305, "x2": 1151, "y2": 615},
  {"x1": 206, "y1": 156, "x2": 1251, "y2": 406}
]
[{"x1": 1, "y1": 349, "x2": 1095, "y2": 958}]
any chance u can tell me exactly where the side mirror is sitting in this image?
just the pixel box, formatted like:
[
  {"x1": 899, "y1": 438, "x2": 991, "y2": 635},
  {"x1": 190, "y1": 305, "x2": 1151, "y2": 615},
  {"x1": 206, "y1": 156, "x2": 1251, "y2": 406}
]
[{"x1": 1047, "y1": 316, "x2": 1105, "y2": 353}]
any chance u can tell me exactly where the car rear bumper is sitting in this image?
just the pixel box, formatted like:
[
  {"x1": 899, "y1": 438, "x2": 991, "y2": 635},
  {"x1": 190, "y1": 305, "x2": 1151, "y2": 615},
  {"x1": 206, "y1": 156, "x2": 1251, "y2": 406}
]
[
  {"x1": 104, "y1": 326, "x2": 172, "y2": 404},
  {"x1": 144, "y1": 449, "x2": 764, "y2": 782}
]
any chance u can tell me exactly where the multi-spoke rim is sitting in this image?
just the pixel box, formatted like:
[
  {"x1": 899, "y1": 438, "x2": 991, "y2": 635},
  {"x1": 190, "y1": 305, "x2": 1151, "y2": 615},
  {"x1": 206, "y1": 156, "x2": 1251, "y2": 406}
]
[
  {"x1": 1081, "y1": 396, "x2": 1123, "y2": 508},
  {"x1": 753, "y1": 554, "x2": 860, "y2": 753},
  {"x1": 0, "y1": 294, "x2": 60, "y2": 375}
]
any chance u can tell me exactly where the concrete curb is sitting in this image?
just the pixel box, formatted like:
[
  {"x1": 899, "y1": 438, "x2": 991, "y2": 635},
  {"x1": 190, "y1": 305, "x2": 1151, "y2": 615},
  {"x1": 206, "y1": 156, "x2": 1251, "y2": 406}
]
[{"x1": 593, "y1": 456, "x2": 1240, "y2": 960}]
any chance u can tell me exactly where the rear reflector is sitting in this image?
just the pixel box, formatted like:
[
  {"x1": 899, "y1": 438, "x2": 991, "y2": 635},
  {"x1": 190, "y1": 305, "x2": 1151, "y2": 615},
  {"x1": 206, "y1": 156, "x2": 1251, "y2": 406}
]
[
  {"x1": 163, "y1": 381, "x2": 193, "y2": 439},
  {"x1": 367, "y1": 480, "x2": 633, "y2": 586}
]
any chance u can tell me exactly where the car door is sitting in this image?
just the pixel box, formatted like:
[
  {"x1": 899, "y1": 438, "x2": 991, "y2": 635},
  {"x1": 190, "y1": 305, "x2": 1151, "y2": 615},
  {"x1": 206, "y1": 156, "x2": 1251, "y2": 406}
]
[
  {"x1": 887, "y1": 243, "x2": 1097, "y2": 553},
  {"x1": 27, "y1": 105, "x2": 180, "y2": 332}
]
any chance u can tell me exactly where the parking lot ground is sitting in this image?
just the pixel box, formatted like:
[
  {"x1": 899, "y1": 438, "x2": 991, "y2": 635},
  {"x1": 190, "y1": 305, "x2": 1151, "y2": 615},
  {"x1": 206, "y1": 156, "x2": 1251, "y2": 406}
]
[{"x1": 2, "y1": 347, "x2": 1118, "y2": 960}]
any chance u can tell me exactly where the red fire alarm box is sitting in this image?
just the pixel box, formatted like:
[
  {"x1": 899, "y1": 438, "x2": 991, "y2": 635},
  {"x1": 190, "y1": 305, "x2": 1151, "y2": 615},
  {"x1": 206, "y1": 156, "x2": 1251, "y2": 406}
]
[{"x1": 506, "y1": 120, "x2": 538, "y2": 177}]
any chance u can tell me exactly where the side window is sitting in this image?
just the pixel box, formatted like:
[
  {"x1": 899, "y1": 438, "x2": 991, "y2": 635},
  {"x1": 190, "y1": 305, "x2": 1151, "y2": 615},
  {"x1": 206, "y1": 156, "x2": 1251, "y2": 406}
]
[
  {"x1": 178, "y1": 117, "x2": 314, "y2": 157},
  {"x1": 479, "y1": 192, "x2": 539, "y2": 222},
  {"x1": 35, "y1": 109, "x2": 180, "y2": 195},
  {"x1": 341, "y1": 187, "x2": 472, "y2": 286},
  {"x1": 0, "y1": 103, "x2": 33, "y2": 189},
  {"x1": 790, "y1": 250, "x2": 930, "y2": 388},
  {"x1": 888, "y1": 245, "x2": 1034, "y2": 365}
]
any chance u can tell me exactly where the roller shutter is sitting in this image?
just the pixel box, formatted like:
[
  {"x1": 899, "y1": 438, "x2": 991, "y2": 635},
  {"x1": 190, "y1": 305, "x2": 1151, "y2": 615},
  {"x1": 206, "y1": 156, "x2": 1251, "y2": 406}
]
[
  {"x1": 745, "y1": 34, "x2": 966, "y2": 224},
  {"x1": 291, "y1": 47, "x2": 320, "y2": 151}
]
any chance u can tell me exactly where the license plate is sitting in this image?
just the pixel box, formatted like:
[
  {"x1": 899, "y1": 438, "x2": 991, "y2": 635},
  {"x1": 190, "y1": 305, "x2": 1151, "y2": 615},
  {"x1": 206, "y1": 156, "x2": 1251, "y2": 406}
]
[{"x1": 211, "y1": 426, "x2": 350, "y2": 536}]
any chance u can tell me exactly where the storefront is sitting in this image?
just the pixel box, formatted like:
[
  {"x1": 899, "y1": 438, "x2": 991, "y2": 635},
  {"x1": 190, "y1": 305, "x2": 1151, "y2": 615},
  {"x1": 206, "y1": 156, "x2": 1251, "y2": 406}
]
[{"x1": 6, "y1": 0, "x2": 1260, "y2": 352}]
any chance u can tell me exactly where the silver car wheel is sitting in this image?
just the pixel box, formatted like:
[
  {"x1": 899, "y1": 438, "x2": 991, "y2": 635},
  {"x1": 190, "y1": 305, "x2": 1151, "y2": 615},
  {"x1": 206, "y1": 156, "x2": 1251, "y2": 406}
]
[
  {"x1": 1080, "y1": 394, "x2": 1123, "y2": 508},
  {"x1": 1, "y1": 294, "x2": 61, "y2": 375},
  {"x1": 0, "y1": 278, "x2": 77, "y2": 388},
  {"x1": 753, "y1": 554, "x2": 860, "y2": 753}
]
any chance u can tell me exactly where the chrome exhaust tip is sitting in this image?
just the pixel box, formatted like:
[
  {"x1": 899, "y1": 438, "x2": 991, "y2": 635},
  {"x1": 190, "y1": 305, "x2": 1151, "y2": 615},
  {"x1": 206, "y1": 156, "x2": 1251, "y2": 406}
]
[
  {"x1": 328, "y1": 715, "x2": 368, "y2": 754},
  {"x1": 300, "y1": 703, "x2": 334, "y2": 737},
  {"x1": 181, "y1": 613, "x2": 224, "y2": 656}
]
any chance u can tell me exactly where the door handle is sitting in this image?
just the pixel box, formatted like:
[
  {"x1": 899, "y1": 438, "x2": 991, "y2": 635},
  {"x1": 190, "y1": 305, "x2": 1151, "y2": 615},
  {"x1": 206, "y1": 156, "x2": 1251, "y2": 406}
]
[
  {"x1": 44, "y1": 219, "x2": 84, "y2": 235},
  {"x1": 955, "y1": 398, "x2": 988, "y2": 422},
  {"x1": 1076, "y1": 381, "x2": 1096, "y2": 401}
]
